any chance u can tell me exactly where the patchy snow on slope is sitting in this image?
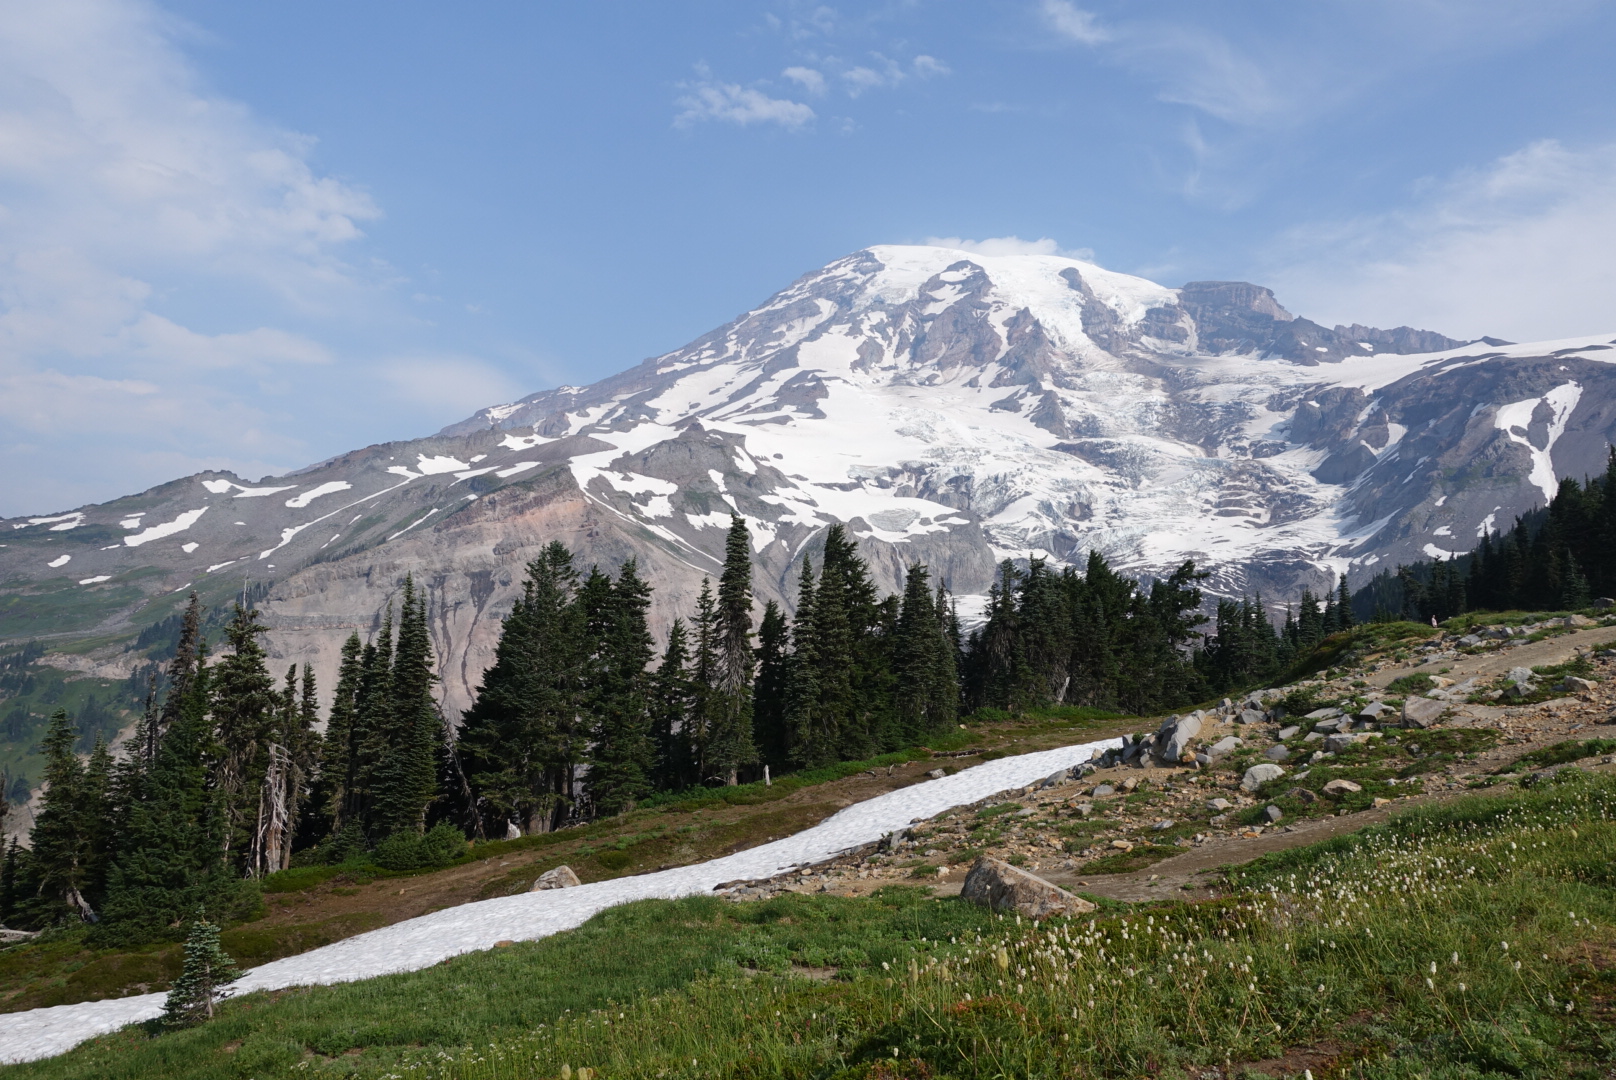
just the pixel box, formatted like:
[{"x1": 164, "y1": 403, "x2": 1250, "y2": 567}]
[
  {"x1": 285, "y1": 481, "x2": 353, "y2": 508},
  {"x1": 77, "y1": 575, "x2": 111, "y2": 585},
  {"x1": 123, "y1": 508, "x2": 208, "y2": 548},
  {"x1": 0, "y1": 736, "x2": 1118, "y2": 1064},
  {"x1": 46, "y1": 555, "x2": 70, "y2": 568},
  {"x1": 1494, "y1": 381, "x2": 1582, "y2": 502}
]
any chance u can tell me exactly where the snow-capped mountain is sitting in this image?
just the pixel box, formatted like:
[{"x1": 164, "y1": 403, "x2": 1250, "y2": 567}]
[{"x1": 4, "y1": 244, "x2": 1614, "y2": 713}]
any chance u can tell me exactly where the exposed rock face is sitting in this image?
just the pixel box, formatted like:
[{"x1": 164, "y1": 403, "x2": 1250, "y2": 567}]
[
  {"x1": 960, "y1": 856, "x2": 1096, "y2": 918},
  {"x1": 531, "y1": 865, "x2": 581, "y2": 891},
  {"x1": 3, "y1": 244, "x2": 1613, "y2": 719}
]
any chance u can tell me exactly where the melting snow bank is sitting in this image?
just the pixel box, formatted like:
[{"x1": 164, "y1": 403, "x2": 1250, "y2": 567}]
[{"x1": 0, "y1": 736, "x2": 1119, "y2": 1064}]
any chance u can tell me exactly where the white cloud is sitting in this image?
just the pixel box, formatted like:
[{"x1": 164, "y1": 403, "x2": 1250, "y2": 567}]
[
  {"x1": 0, "y1": 0, "x2": 497, "y2": 516},
  {"x1": 912, "y1": 55, "x2": 951, "y2": 78},
  {"x1": 1042, "y1": 1, "x2": 1110, "y2": 45},
  {"x1": 675, "y1": 66, "x2": 815, "y2": 128},
  {"x1": 924, "y1": 235, "x2": 1095, "y2": 260},
  {"x1": 1266, "y1": 140, "x2": 1616, "y2": 342},
  {"x1": 782, "y1": 66, "x2": 826, "y2": 95}
]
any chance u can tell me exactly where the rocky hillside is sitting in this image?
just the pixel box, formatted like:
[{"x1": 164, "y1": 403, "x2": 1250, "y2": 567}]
[{"x1": 2, "y1": 244, "x2": 1614, "y2": 716}]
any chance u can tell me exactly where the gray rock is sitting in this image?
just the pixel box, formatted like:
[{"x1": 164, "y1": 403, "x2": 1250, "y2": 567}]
[
  {"x1": 1402, "y1": 696, "x2": 1447, "y2": 728},
  {"x1": 926, "y1": 768, "x2": 947, "y2": 780},
  {"x1": 1508, "y1": 666, "x2": 1536, "y2": 685},
  {"x1": 1593, "y1": 598, "x2": 1615, "y2": 611},
  {"x1": 960, "y1": 856, "x2": 1097, "y2": 919},
  {"x1": 1459, "y1": 634, "x2": 1482, "y2": 647},
  {"x1": 1322, "y1": 778, "x2": 1363, "y2": 797},
  {"x1": 1263, "y1": 804, "x2": 1284, "y2": 823},
  {"x1": 1241, "y1": 763, "x2": 1286, "y2": 792},
  {"x1": 1237, "y1": 709, "x2": 1265, "y2": 725},
  {"x1": 1312, "y1": 717, "x2": 1348, "y2": 733},
  {"x1": 1074, "y1": 802, "x2": 1094, "y2": 816},
  {"x1": 1304, "y1": 730, "x2": 1325, "y2": 742},
  {"x1": 1091, "y1": 784, "x2": 1116, "y2": 797},
  {"x1": 1504, "y1": 682, "x2": 1535, "y2": 700},
  {"x1": 532, "y1": 865, "x2": 582, "y2": 891},
  {"x1": 1323, "y1": 732, "x2": 1367, "y2": 753},
  {"x1": 1285, "y1": 786, "x2": 1318, "y2": 804},
  {"x1": 1159, "y1": 714, "x2": 1203, "y2": 762},
  {"x1": 1277, "y1": 725, "x2": 1301, "y2": 740},
  {"x1": 1206, "y1": 735, "x2": 1243, "y2": 760},
  {"x1": 1151, "y1": 819, "x2": 1176, "y2": 831},
  {"x1": 1206, "y1": 797, "x2": 1233, "y2": 812},
  {"x1": 1356, "y1": 701, "x2": 1393, "y2": 720},
  {"x1": 1558, "y1": 676, "x2": 1597, "y2": 694},
  {"x1": 1263, "y1": 744, "x2": 1291, "y2": 761},
  {"x1": 1305, "y1": 707, "x2": 1343, "y2": 720}
]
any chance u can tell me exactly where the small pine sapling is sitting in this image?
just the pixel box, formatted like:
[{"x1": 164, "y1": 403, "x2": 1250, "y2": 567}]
[{"x1": 162, "y1": 912, "x2": 242, "y2": 1027}]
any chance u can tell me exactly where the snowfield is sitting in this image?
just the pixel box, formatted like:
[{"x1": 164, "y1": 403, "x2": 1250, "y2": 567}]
[{"x1": 0, "y1": 735, "x2": 1120, "y2": 1064}]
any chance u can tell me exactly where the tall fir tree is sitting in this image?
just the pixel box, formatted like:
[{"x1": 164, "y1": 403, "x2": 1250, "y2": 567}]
[
  {"x1": 649, "y1": 619, "x2": 695, "y2": 790},
  {"x1": 750, "y1": 601, "x2": 790, "y2": 770},
  {"x1": 459, "y1": 542, "x2": 584, "y2": 835},
  {"x1": 311, "y1": 633, "x2": 364, "y2": 842},
  {"x1": 372, "y1": 576, "x2": 443, "y2": 838},
  {"x1": 891, "y1": 564, "x2": 958, "y2": 744},
  {"x1": 162, "y1": 914, "x2": 241, "y2": 1027},
  {"x1": 707, "y1": 517, "x2": 759, "y2": 783},
  {"x1": 31, "y1": 710, "x2": 102, "y2": 922},
  {"x1": 584, "y1": 561, "x2": 657, "y2": 814}
]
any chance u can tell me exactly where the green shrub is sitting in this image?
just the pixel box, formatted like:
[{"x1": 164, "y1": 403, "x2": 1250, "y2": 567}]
[{"x1": 370, "y1": 822, "x2": 468, "y2": 872}]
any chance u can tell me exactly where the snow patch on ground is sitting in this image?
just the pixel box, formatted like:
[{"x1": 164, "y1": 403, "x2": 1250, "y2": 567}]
[
  {"x1": 46, "y1": 555, "x2": 70, "y2": 568},
  {"x1": 0, "y1": 736, "x2": 1118, "y2": 1064},
  {"x1": 77, "y1": 576, "x2": 111, "y2": 585},
  {"x1": 285, "y1": 482, "x2": 353, "y2": 508},
  {"x1": 123, "y1": 508, "x2": 208, "y2": 548}
]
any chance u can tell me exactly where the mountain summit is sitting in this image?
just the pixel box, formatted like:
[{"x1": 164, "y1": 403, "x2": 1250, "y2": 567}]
[{"x1": 4, "y1": 244, "x2": 1613, "y2": 711}]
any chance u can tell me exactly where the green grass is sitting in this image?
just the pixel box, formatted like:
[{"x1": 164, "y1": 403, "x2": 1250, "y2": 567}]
[
  {"x1": 1498, "y1": 739, "x2": 1616, "y2": 775},
  {"x1": 1386, "y1": 672, "x2": 1436, "y2": 695},
  {"x1": 17, "y1": 776, "x2": 1616, "y2": 1079}
]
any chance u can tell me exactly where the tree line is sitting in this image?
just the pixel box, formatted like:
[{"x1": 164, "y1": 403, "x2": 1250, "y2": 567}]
[
  {"x1": 1351, "y1": 449, "x2": 1616, "y2": 623},
  {"x1": 1, "y1": 515, "x2": 1240, "y2": 937}
]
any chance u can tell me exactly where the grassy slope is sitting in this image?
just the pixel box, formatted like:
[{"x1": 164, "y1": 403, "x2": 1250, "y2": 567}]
[
  {"x1": 0, "y1": 708, "x2": 1126, "y2": 1014},
  {"x1": 6, "y1": 771, "x2": 1615, "y2": 1079}
]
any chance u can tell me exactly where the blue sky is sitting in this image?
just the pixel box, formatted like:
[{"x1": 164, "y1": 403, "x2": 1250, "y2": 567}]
[{"x1": 3, "y1": 0, "x2": 1616, "y2": 515}]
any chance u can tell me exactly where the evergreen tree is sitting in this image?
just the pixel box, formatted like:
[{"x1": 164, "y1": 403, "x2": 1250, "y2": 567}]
[
  {"x1": 649, "y1": 620, "x2": 695, "y2": 790},
  {"x1": 31, "y1": 710, "x2": 102, "y2": 922},
  {"x1": 162, "y1": 914, "x2": 241, "y2": 1027},
  {"x1": 707, "y1": 518, "x2": 759, "y2": 783},
  {"x1": 1336, "y1": 575, "x2": 1354, "y2": 629},
  {"x1": 311, "y1": 633, "x2": 363, "y2": 840},
  {"x1": 459, "y1": 542, "x2": 584, "y2": 835},
  {"x1": 584, "y1": 561, "x2": 657, "y2": 814},
  {"x1": 372, "y1": 576, "x2": 443, "y2": 838},
  {"x1": 211, "y1": 604, "x2": 276, "y2": 873},
  {"x1": 0, "y1": 838, "x2": 19, "y2": 927},
  {"x1": 891, "y1": 564, "x2": 958, "y2": 744},
  {"x1": 782, "y1": 558, "x2": 829, "y2": 767},
  {"x1": 750, "y1": 601, "x2": 790, "y2": 770}
]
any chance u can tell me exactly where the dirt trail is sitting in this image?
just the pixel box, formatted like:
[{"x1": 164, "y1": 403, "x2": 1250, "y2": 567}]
[{"x1": 1365, "y1": 624, "x2": 1616, "y2": 688}]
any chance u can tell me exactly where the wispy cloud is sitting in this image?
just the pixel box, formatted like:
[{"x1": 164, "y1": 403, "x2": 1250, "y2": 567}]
[
  {"x1": 675, "y1": 65, "x2": 815, "y2": 128},
  {"x1": 782, "y1": 66, "x2": 826, "y2": 95},
  {"x1": 924, "y1": 235, "x2": 1095, "y2": 260},
  {"x1": 1041, "y1": 1, "x2": 1109, "y2": 45},
  {"x1": 1266, "y1": 140, "x2": 1616, "y2": 341}
]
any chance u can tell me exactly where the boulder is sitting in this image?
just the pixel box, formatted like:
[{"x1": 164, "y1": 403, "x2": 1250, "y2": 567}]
[
  {"x1": 1564, "y1": 614, "x2": 1595, "y2": 627},
  {"x1": 1305, "y1": 707, "x2": 1343, "y2": 721},
  {"x1": 1593, "y1": 598, "x2": 1615, "y2": 611},
  {"x1": 1241, "y1": 763, "x2": 1286, "y2": 792},
  {"x1": 1263, "y1": 804, "x2": 1284, "y2": 823},
  {"x1": 1322, "y1": 779, "x2": 1362, "y2": 797},
  {"x1": 1206, "y1": 797, "x2": 1233, "y2": 812},
  {"x1": 960, "y1": 856, "x2": 1097, "y2": 919},
  {"x1": 1151, "y1": 818, "x2": 1176, "y2": 831},
  {"x1": 1504, "y1": 682, "x2": 1536, "y2": 700},
  {"x1": 1402, "y1": 696, "x2": 1447, "y2": 729},
  {"x1": 1159, "y1": 714, "x2": 1203, "y2": 761},
  {"x1": 1356, "y1": 701, "x2": 1393, "y2": 720},
  {"x1": 1558, "y1": 676, "x2": 1598, "y2": 694},
  {"x1": 926, "y1": 768, "x2": 947, "y2": 780},
  {"x1": 1323, "y1": 732, "x2": 1368, "y2": 753},
  {"x1": 1091, "y1": 784, "x2": 1116, "y2": 797},
  {"x1": 1263, "y1": 744, "x2": 1291, "y2": 761},
  {"x1": 1206, "y1": 735, "x2": 1242, "y2": 760},
  {"x1": 1459, "y1": 634, "x2": 1481, "y2": 647},
  {"x1": 1312, "y1": 717, "x2": 1348, "y2": 733},
  {"x1": 532, "y1": 865, "x2": 581, "y2": 891},
  {"x1": 1507, "y1": 667, "x2": 1535, "y2": 685},
  {"x1": 1277, "y1": 725, "x2": 1301, "y2": 740},
  {"x1": 1285, "y1": 786, "x2": 1318, "y2": 804},
  {"x1": 1236, "y1": 709, "x2": 1263, "y2": 725}
]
